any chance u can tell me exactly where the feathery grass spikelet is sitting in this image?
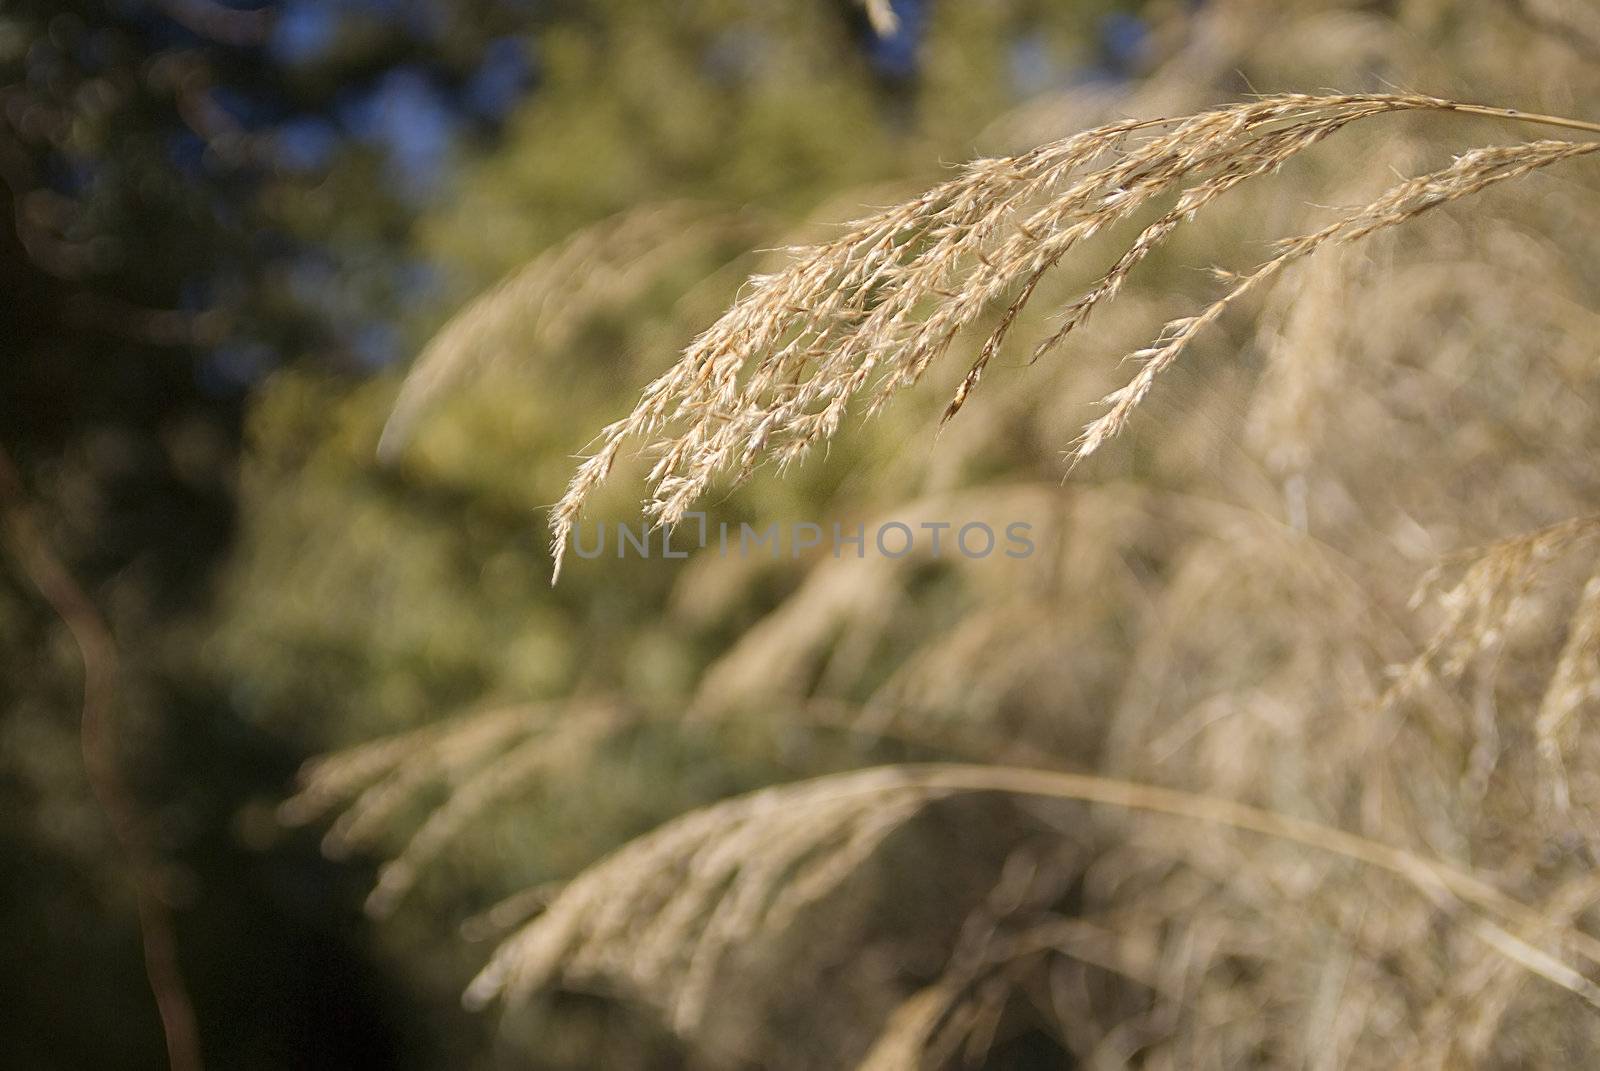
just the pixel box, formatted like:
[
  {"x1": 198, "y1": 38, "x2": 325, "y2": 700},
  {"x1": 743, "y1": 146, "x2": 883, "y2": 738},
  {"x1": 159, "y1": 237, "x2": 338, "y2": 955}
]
[
  {"x1": 549, "y1": 94, "x2": 1600, "y2": 579},
  {"x1": 463, "y1": 766, "x2": 957, "y2": 1025},
  {"x1": 466, "y1": 762, "x2": 1600, "y2": 1034},
  {"x1": 1070, "y1": 138, "x2": 1600, "y2": 465}
]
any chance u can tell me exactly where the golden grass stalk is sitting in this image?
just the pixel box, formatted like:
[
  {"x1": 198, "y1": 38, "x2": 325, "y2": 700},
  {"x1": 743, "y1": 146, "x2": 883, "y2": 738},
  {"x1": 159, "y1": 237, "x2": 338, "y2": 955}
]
[
  {"x1": 465, "y1": 763, "x2": 1600, "y2": 1025},
  {"x1": 464, "y1": 765, "x2": 951, "y2": 1025},
  {"x1": 1071, "y1": 138, "x2": 1600, "y2": 463},
  {"x1": 546, "y1": 94, "x2": 1600, "y2": 580}
]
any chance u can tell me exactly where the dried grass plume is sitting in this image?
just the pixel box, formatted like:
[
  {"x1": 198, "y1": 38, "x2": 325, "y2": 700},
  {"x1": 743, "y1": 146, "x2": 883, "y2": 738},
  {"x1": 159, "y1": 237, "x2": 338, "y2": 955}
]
[{"x1": 545, "y1": 93, "x2": 1600, "y2": 580}]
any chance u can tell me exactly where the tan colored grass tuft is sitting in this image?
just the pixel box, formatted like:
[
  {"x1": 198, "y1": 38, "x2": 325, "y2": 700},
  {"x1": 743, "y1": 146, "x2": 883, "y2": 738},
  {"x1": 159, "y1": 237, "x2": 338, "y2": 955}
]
[
  {"x1": 462, "y1": 765, "x2": 957, "y2": 1024},
  {"x1": 1070, "y1": 138, "x2": 1600, "y2": 464},
  {"x1": 546, "y1": 94, "x2": 1600, "y2": 579},
  {"x1": 464, "y1": 762, "x2": 1600, "y2": 1042}
]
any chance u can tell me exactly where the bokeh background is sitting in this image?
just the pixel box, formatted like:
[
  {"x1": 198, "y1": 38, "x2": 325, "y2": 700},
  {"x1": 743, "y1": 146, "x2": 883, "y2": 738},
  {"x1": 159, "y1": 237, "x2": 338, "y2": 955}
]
[{"x1": 7, "y1": 1, "x2": 1600, "y2": 1068}]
